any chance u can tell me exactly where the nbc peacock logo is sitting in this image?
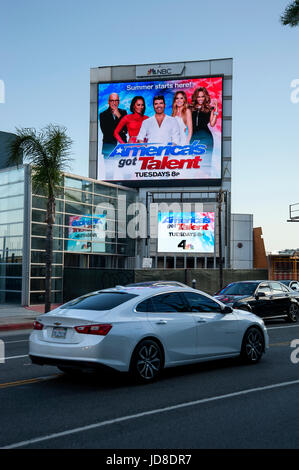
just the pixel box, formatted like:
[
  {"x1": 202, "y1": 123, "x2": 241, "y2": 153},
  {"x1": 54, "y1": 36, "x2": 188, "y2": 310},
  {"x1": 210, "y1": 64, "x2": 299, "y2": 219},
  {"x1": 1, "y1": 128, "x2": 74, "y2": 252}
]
[{"x1": 147, "y1": 67, "x2": 172, "y2": 76}]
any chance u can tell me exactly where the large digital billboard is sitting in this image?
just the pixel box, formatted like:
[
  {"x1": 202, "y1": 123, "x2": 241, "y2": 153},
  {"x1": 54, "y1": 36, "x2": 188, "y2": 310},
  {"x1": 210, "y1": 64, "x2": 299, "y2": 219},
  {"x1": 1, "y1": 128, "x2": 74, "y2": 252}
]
[
  {"x1": 98, "y1": 76, "x2": 222, "y2": 184},
  {"x1": 158, "y1": 212, "x2": 215, "y2": 253}
]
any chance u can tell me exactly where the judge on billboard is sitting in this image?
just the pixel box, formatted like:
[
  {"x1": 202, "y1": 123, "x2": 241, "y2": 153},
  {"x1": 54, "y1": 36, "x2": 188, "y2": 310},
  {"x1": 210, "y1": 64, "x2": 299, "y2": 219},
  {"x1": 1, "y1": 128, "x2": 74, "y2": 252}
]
[
  {"x1": 99, "y1": 93, "x2": 127, "y2": 158},
  {"x1": 137, "y1": 95, "x2": 180, "y2": 145}
]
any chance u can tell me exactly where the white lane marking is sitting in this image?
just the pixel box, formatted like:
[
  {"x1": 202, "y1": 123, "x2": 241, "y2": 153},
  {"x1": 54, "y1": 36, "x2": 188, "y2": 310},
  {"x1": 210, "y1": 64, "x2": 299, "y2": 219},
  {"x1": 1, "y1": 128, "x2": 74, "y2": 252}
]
[
  {"x1": 5, "y1": 340, "x2": 28, "y2": 344},
  {"x1": 5, "y1": 355, "x2": 28, "y2": 361},
  {"x1": 267, "y1": 325, "x2": 299, "y2": 330},
  {"x1": 3, "y1": 378, "x2": 299, "y2": 449}
]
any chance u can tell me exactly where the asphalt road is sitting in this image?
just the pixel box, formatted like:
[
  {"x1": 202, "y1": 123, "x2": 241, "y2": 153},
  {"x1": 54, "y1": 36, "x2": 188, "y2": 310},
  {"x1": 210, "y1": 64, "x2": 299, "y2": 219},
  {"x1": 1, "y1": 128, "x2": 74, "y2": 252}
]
[{"x1": 1, "y1": 321, "x2": 299, "y2": 450}]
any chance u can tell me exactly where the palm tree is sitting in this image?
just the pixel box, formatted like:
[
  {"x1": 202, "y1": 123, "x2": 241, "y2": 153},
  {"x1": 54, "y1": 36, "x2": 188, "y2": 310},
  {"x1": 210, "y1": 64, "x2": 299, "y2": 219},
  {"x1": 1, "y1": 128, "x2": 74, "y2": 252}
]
[
  {"x1": 281, "y1": 1, "x2": 299, "y2": 27},
  {"x1": 9, "y1": 125, "x2": 73, "y2": 312}
]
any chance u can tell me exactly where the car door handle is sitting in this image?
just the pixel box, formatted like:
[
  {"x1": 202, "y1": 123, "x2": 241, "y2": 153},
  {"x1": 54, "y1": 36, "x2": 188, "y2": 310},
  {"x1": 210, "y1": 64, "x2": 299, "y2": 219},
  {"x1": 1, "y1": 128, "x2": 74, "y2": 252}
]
[
  {"x1": 196, "y1": 318, "x2": 207, "y2": 323},
  {"x1": 156, "y1": 320, "x2": 167, "y2": 325}
]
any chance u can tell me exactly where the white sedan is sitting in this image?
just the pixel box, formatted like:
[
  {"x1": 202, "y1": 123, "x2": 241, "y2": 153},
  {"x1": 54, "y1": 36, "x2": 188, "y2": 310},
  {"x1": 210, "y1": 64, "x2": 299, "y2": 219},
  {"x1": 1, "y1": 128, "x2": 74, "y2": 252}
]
[{"x1": 29, "y1": 286, "x2": 269, "y2": 383}]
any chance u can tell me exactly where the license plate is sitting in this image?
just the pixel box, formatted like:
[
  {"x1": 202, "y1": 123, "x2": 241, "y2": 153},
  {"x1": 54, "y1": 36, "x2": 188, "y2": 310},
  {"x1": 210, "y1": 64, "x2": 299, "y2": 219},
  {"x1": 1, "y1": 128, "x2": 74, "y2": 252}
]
[{"x1": 52, "y1": 327, "x2": 67, "y2": 339}]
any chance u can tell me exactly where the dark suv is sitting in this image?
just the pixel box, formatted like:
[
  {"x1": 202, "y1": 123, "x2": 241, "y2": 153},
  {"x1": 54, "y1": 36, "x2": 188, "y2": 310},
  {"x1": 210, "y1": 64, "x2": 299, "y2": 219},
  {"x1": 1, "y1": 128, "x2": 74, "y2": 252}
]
[{"x1": 214, "y1": 280, "x2": 299, "y2": 322}]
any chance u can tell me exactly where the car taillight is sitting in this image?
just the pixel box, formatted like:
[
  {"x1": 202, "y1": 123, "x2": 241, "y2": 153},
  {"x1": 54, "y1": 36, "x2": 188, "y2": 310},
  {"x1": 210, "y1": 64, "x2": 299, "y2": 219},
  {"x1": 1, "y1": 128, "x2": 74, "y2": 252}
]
[
  {"x1": 33, "y1": 321, "x2": 44, "y2": 330},
  {"x1": 74, "y1": 324, "x2": 112, "y2": 336}
]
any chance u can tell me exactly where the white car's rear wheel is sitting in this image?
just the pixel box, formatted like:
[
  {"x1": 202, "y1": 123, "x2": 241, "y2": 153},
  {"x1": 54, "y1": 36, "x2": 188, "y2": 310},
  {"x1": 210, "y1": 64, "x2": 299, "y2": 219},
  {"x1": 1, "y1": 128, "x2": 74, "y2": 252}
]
[{"x1": 130, "y1": 339, "x2": 163, "y2": 383}]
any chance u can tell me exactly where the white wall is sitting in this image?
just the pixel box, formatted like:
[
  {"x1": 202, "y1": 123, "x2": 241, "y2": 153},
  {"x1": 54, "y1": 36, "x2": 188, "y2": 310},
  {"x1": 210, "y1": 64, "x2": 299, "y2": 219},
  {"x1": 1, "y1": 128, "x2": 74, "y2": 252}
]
[{"x1": 231, "y1": 214, "x2": 253, "y2": 269}]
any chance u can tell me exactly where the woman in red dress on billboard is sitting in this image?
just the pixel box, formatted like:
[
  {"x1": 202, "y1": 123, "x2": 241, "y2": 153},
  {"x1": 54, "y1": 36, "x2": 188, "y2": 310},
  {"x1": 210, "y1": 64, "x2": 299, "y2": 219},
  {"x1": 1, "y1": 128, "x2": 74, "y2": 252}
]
[{"x1": 114, "y1": 96, "x2": 148, "y2": 143}]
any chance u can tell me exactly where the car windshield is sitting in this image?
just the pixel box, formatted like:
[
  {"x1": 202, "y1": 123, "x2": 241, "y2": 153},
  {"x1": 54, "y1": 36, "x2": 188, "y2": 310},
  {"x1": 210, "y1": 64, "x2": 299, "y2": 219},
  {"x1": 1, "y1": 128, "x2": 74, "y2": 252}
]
[
  {"x1": 217, "y1": 282, "x2": 259, "y2": 296},
  {"x1": 60, "y1": 292, "x2": 137, "y2": 311}
]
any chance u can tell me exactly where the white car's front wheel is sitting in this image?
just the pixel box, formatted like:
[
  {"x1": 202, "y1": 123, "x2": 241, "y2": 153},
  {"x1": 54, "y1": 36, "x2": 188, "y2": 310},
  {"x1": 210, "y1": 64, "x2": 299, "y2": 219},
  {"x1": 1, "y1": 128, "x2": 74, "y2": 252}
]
[{"x1": 240, "y1": 327, "x2": 264, "y2": 364}]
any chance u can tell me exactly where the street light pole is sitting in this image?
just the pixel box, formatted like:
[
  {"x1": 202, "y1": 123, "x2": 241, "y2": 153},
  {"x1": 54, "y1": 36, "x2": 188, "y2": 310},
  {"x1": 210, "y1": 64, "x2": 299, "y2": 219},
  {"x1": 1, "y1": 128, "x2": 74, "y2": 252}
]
[{"x1": 217, "y1": 189, "x2": 224, "y2": 291}]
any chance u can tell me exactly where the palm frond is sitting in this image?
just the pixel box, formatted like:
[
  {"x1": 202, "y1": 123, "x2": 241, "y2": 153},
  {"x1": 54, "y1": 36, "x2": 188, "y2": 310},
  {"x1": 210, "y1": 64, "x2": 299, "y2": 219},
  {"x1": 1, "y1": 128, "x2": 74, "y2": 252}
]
[
  {"x1": 281, "y1": 0, "x2": 299, "y2": 26},
  {"x1": 9, "y1": 125, "x2": 73, "y2": 198},
  {"x1": 9, "y1": 128, "x2": 48, "y2": 168},
  {"x1": 44, "y1": 124, "x2": 73, "y2": 173}
]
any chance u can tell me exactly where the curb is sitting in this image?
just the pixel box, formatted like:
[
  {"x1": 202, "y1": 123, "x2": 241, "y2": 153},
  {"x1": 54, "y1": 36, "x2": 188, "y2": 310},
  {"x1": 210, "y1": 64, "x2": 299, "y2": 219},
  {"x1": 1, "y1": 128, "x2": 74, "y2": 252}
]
[{"x1": 0, "y1": 322, "x2": 34, "y2": 332}]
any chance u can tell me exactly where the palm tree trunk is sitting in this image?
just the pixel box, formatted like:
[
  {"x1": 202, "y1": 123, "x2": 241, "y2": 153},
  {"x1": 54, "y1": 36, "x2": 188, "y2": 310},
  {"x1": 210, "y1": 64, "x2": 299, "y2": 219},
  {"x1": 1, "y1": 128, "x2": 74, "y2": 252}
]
[{"x1": 45, "y1": 196, "x2": 55, "y2": 313}]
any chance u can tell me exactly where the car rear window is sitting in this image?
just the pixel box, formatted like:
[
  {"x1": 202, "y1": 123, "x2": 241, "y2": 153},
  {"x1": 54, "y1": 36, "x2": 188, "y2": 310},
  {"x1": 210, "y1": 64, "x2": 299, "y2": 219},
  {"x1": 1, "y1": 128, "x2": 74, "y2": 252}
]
[
  {"x1": 61, "y1": 292, "x2": 137, "y2": 311},
  {"x1": 218, "y1": 282, "x2": 258, "y2": 295}
]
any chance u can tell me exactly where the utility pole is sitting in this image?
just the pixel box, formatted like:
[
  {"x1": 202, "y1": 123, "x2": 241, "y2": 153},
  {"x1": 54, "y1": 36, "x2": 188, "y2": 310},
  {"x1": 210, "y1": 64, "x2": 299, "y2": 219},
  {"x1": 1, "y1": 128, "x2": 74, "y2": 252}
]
[{"x1": 217, "y1": 189, "x2": 224, "y2": 291}]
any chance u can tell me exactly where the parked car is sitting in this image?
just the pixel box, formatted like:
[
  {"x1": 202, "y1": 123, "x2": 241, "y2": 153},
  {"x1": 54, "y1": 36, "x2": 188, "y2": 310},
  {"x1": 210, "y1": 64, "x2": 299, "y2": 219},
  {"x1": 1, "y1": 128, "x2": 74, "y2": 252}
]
[
  {"x1": 214, "y1": 280, "x2": 299, "y2": 322},
  {"x1": 279, "y1": 280, "x2": 299, "y2": 292},
  {"x1": 277, "y1": 280, "x2": 299, "y2": 301},
  {"x1": 29, "y1": 286, "x2": 268, "y2": 383}
]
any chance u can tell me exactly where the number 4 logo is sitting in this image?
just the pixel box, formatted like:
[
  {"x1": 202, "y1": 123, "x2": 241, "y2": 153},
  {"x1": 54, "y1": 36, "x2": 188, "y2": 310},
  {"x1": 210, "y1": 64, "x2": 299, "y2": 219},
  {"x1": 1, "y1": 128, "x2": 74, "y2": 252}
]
[
  {"x1": 178, "y1": 240, "x2": 186, "y2": 250},
  {"x1": 177, "y1": 240, "x2": 194, "y2": 250}
]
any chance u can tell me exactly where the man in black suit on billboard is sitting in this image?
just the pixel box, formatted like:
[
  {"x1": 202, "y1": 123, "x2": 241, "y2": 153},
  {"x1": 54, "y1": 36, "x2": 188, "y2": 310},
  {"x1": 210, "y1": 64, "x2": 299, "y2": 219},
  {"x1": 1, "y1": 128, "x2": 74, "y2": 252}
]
[{"x1": 99, "y1": 93, "x2": 127, "y2": 158}]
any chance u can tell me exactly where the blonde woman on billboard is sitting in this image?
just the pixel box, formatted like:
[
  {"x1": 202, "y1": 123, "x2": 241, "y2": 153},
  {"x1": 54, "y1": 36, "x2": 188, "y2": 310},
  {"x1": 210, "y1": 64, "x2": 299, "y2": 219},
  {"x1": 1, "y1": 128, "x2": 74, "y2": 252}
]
[
  {"x1": 191, "y1": 87, "x2": 218, "y2": 157},
  {"x1": 171, "y1": 91, "x2": 193, "y2": 145},
  {"x1": 114, "y1": 96, "x2": 148, "y2": 144}
]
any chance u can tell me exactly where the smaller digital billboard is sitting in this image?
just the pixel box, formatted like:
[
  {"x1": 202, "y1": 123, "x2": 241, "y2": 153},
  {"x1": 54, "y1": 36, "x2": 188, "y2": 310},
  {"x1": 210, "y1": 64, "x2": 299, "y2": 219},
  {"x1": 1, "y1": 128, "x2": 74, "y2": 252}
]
[
  {"x1": 67, "y1": 215, "x2": 106, "y2": 253},
  {"x1": 158, "y1": 212, "x2": 215, "y2": 253}
]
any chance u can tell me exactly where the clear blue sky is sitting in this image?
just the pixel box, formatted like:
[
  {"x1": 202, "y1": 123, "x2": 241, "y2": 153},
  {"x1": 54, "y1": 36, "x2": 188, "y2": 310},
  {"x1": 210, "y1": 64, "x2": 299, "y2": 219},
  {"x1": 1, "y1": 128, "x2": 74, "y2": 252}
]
[{"x1": 0, "y1": 0, "x2": 298, "y2": 252}]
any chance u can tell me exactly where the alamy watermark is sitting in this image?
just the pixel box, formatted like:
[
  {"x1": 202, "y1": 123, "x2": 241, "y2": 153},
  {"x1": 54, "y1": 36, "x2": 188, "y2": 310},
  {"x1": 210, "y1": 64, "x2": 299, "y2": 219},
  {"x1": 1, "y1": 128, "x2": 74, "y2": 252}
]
[
  {"x1": 0, "y1": 79, "x2": 5, "y2": 104},
  {"x1": 90, "y1": 199, "x2": 204, "y2": 240},
  {"x1": 290, "y1": 79, "x2": 299, "y2": 104},
  {"x1": 290, "y1": 339, "x2": 299, "y2": 364}
]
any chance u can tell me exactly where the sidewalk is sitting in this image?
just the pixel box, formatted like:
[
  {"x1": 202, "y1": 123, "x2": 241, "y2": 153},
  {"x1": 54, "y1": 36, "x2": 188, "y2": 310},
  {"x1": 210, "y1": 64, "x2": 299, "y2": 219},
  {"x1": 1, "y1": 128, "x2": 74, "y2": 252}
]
[{"x1": 0, "y1": 304, "x2": 61, "y2": 332}]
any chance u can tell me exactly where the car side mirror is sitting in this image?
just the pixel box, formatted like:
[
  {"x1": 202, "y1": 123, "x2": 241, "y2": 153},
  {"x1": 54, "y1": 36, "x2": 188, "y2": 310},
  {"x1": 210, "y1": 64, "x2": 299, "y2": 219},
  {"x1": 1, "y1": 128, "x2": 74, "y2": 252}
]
[{"x1": 222, "y1": 305, "x2": 233, "y2": 314}]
